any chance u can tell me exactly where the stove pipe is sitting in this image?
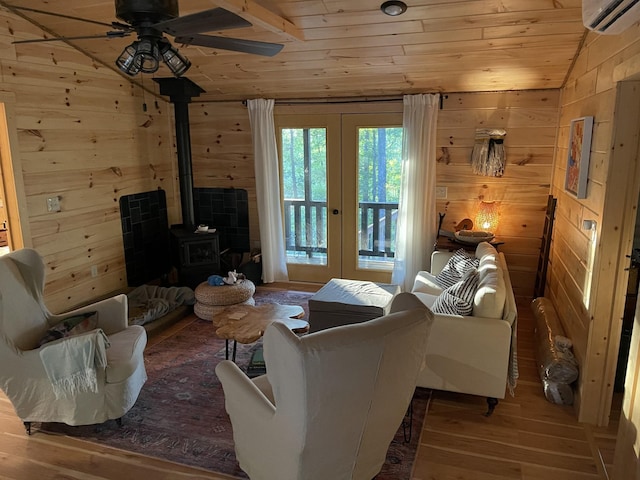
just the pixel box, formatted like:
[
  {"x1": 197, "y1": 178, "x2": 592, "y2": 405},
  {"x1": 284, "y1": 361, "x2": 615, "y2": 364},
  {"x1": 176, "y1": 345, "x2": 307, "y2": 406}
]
[{"x1": 153, "y1": 78, "x2": 205, "y2": 232}]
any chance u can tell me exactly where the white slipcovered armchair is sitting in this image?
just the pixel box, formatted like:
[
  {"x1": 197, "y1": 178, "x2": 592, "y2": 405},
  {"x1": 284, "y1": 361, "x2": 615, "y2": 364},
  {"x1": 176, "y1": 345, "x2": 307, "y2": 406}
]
[
  {"x1": 216, "y1": 292, "x2": 433, "y2": 480},
  {"x1": 0, "y1": 248, "x2": 147, "y2": 434}
]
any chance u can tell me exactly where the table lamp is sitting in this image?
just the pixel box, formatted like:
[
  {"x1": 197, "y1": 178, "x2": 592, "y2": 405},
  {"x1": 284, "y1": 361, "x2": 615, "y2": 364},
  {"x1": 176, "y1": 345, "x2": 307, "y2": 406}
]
[{"x1": 475, "y1": 201, "x2": 499, "y2": 232}]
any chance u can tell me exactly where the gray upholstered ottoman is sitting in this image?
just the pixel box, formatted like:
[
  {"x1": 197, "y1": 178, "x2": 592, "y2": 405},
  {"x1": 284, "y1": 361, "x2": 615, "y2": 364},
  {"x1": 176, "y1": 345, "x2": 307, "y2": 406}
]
[{"x1": 308, "y1": 278, "x2": 401, "y2": 333}]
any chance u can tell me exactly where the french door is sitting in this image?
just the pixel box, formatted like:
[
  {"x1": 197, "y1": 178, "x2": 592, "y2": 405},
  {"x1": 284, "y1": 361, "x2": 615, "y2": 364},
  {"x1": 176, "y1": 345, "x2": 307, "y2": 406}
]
[{"x1": 275, "y1": 113, "x2": 403, "y2": 283}]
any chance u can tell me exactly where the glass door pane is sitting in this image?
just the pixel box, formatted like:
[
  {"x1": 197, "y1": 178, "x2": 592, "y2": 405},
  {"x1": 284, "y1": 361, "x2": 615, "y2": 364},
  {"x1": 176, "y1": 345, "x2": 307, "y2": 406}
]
[
  {"x1": 357, "y1": 126, "x2": 403, "y2": 270},
  {"x1": 281, "y1": 127, "x2": 328, "y2": 265},
  {"x1": 341, "y1": 113, "x2": 403, "y2": 282},
  {"x1": 276, "y1": 113, "x2": 341, "y2": 284}
]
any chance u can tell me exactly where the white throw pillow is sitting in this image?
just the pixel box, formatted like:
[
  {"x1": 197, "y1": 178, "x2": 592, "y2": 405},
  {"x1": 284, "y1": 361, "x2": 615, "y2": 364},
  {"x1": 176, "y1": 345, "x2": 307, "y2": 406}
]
[
  {"x1": 411, "y1": 271, "x2": 444, "y2": 296},
  {"x1": 435, "y1": 249, "x2": 479, "y2": 289}
]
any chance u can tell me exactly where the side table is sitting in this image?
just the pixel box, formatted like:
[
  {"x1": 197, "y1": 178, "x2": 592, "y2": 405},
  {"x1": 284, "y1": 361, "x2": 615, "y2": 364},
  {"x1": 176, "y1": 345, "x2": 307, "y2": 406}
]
[{"x1": 434, "y1": 235, "x2": 504, "y2": 253}]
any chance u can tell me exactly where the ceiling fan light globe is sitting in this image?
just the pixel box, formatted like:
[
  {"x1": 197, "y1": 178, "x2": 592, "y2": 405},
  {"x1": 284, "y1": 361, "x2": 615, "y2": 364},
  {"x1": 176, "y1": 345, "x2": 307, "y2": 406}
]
[
  {"x1": 134, "y1": 37, "x2": 160, "y2": 73},
  {"x1": 160, "y1": 43, "x2": 191, "y2": 76},
  {"x1": 135, "y1": 52, "x2": 159, "y2": 73},
  {"x1": 116, "y1": 43, "x2": 141, "y2": 76},
  {"x1": 165, "y1": 54, "x2": 191, "y2": 77}
]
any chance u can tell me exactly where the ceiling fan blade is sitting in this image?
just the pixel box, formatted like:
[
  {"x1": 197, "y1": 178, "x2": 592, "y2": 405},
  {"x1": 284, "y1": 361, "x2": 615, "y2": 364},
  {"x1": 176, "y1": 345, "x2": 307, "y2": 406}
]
[
  {"x1": 154, "y1": 8, "x2": 252, "y2": 36},
  {"x1": 13, "y1": 31, "x2": 131, "y2": 45},
  {"x1": 6, "y1": 5, "x2": 118, "y2": 29},
  {"x1": 175, "y1": 34, "x2": 284, "y2": 57}
]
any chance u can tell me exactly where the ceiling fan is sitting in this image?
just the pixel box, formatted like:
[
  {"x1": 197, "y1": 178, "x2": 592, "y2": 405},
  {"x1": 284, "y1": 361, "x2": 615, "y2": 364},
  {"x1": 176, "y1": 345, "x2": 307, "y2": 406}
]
[{"x1": 9, "y1": 0, "x2": 285, "y2": 77}]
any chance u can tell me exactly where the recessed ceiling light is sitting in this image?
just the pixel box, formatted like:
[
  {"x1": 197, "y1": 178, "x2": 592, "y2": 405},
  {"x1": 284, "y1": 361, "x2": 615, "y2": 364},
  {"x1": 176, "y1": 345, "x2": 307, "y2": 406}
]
[{"x1": 381, "y1": 1, "x2": 407, "y2": 16}]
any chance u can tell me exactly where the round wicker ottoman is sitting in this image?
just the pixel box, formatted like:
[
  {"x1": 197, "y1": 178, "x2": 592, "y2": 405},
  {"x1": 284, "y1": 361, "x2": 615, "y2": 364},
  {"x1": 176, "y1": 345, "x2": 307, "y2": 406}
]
[
  {"x1": 194, "y1": 280, "x2": 256, "y2": 321},
  {"x1": 194, "y1": 297, "x2": 255, "y2": 320}
]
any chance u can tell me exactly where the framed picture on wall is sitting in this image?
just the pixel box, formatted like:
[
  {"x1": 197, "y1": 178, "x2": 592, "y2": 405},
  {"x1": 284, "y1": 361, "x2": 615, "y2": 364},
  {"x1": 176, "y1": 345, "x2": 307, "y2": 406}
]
[{"x1": 564, "y1": 116, "x2": 594, "y2": 199}]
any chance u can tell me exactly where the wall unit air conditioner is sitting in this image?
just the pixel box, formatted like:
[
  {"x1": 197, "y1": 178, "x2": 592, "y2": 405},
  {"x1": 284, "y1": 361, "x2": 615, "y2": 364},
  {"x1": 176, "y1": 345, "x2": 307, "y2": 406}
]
[{"x1": 583, "y1": 0, "x2": 640, "y2": 34}]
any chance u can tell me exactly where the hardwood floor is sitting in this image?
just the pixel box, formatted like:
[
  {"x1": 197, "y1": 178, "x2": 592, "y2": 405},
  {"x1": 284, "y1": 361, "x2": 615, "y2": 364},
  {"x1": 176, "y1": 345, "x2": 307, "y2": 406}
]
[
  {"x1": 415, "y1": 295, "x2": 620, "y2": 480},
  {"x1": 0, "y1": 288, "x2": 619, "y2": 479}
]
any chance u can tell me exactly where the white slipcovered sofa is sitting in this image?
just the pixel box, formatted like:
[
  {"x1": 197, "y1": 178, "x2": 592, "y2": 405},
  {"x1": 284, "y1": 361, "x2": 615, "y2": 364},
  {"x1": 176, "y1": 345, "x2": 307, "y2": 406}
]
[{"x1": 411, "y1": 242, "x2": 517, "y2": 413}]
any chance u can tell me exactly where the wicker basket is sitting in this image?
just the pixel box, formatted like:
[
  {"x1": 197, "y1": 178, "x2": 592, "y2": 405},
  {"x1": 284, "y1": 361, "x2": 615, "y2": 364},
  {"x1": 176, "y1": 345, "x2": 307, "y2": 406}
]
[
  {"x1": 194, "y1": 297, "x2": 256, "y2": 321},
  {"x1": 194, "y1": 280, "x2": 256, "y2": 306}
]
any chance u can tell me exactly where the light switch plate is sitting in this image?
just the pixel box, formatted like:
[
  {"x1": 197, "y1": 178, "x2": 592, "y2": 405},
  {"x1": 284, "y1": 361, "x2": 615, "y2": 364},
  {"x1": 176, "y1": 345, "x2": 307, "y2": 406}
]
[
  {"x1": 436, "y1": 186, "x2": 448, "y2": 199},
  {"x1": 46, "y1": 196, "x2": 61, "y2": 212}
]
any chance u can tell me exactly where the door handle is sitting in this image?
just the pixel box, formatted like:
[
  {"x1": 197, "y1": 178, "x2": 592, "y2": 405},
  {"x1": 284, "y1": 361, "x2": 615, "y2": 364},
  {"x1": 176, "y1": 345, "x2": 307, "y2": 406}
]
[{"x1": 332, "y1": 209, "x2": 339, "y2": 215}]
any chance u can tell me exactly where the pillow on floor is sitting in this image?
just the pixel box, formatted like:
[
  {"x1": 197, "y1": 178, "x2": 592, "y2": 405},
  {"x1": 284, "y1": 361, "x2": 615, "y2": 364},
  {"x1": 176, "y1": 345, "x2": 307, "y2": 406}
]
[
  {"x1": 38, "y1": 311, "x2": 99, "y2": 347},
  {"x1": 432, "y1": 268, "x2": 479, "y2": 316},
  {"x1": 435, "y1": 248, "x2": 480, "y2": 289}
]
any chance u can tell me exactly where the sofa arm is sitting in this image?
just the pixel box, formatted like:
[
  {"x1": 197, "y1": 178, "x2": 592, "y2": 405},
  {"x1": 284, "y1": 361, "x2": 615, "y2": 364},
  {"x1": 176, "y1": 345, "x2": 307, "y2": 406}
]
[
  {"x1": 430, "y1": 250, "x2": 454, "y2": 275},
  {"x1": 418, "y1": 313, "x2": 513, "y2": 398},
  {"x1": 49, "y1": 294, "x2": 128, "y2": 335}
]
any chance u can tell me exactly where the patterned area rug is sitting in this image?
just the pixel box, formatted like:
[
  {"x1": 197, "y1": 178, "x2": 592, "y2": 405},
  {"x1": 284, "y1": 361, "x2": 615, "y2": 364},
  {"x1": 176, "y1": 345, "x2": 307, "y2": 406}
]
[{"x1": 41, "y1": 288, "x2": 430, "y2": 479}]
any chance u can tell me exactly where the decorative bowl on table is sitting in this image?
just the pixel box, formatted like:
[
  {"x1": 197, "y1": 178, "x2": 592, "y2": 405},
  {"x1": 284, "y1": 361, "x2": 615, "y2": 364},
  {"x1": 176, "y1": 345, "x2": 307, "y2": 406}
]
[{"x1": 454, "y1": 230, "x2": 494, "y2": 245}]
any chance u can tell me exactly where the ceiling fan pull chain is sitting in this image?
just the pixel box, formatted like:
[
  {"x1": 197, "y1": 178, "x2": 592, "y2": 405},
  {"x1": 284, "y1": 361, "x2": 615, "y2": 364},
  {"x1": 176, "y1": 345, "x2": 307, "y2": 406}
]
[{"x1": 141, "y1": 76, "x2": 147, "y2": 112}]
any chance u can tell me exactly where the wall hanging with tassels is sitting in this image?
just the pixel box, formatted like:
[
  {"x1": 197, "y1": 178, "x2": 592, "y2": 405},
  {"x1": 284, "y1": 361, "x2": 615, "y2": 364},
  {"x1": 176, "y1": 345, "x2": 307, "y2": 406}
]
[{"x1": 470, "y1": 128, "x2": 507, "y2": 177}]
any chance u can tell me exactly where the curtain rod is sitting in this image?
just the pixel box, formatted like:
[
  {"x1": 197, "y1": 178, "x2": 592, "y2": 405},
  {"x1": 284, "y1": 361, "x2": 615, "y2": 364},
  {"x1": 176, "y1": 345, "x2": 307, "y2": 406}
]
[{"x1": 240, "y1": 94, "x2": 447, "y2": 109}]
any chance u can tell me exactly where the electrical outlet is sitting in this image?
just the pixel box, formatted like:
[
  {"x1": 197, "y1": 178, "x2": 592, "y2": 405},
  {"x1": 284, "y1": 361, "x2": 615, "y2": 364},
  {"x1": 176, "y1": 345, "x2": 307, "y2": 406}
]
[
  {"x1": 436, "y1": 186, "x2": 448, "y2": 199},
  {"x1": 46, "y1": 196, "x2": 61, "y2": 212},
  {"x1": 91, "y1": 265, "x2": 98, "y2": 278}
]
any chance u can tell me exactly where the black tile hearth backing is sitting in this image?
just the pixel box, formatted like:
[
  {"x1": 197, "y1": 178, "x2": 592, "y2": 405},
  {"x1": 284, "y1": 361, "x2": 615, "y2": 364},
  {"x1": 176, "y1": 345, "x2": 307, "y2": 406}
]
[
  {"x1": 120, "y1": 189, "x2": 171, "y2": 286},
  {"x1": 194, "y1": 187, "x2": 250, "y2": 253}
]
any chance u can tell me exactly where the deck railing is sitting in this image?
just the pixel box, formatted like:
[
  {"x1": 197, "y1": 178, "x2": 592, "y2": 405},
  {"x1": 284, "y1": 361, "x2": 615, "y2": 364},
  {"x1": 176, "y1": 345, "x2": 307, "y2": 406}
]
[{"x1": 283, "y1": 199, "x2": 398, "y2": 259}]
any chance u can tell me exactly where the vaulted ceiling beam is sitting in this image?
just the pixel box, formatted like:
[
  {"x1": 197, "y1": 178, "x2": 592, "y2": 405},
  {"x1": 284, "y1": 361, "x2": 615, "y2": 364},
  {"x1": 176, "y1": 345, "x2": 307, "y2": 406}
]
[{"x1": 212, "y1": 0, "x2": 304, "y2": 41}]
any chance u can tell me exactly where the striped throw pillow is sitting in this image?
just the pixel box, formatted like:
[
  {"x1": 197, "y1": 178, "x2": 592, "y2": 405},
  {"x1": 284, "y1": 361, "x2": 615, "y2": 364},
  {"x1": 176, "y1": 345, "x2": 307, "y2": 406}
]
[
  {"x1": 431, "y1": 268, "x2": 479, "y2": 316},
  {"x1": 435, "y1": 249, "x2": 480, "y2": 289}
]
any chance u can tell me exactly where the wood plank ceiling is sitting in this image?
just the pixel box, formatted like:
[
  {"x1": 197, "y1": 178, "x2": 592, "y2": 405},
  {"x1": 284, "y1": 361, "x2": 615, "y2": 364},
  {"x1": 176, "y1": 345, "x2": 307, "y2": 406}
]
[{"x1": 1, "y1": 0, "x2": 586, "y2": 102}]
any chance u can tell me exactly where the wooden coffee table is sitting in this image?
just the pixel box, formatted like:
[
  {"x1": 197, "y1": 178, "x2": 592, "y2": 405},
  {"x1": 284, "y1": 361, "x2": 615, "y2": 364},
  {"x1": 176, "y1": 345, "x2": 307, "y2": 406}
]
[{"x1": 213, "y1": 303, "x2": 308, "y2": 361}]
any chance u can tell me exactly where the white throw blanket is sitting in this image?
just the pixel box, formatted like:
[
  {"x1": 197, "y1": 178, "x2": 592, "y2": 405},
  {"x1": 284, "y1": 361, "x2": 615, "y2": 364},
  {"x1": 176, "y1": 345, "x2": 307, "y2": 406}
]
[
  {"x1": 508, "y1": 318, "x2": 519, "y2": 396},
  {"x1": 39, "y1": 329, "x2": 110, "y2": 399}
]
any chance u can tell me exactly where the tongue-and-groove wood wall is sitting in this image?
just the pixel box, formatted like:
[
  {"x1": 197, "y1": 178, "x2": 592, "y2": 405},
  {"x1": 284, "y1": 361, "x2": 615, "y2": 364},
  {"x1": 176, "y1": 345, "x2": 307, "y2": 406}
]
[
  {"x1": 1, "y1": 6, "x2": 558, "y2": 308},
  {"x1": 188, "y1": 90, "x2": 560, "y2": 298}
]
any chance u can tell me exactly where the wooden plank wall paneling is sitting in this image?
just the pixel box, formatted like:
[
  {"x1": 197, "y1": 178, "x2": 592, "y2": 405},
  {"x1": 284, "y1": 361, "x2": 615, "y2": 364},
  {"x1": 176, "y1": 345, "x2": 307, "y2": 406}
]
[
  {"x1": 188, "y1": 90, "x2": 559, "y2": 297},
  {"x1": 0, "y1": 11, "x2": 180, "y2": 313},
  {"x1": 549, "y1": 22, "x2": 640, "y2": 429},
  {"x1": 437, "y1": 91, "x2": 559, "y2": 297},
  {"x1": 189, "y1": 102, "x2": 259, "y2": 254}
]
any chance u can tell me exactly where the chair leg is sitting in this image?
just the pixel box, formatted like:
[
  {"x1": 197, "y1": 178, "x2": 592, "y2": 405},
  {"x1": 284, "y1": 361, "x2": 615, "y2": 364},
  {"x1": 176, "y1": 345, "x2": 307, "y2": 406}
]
[
  {"x1": 23, "y1": 422, "x2": 31, "y2": 435},
  {"x1": 485, "y1": 397, "x2": 498, "y2": 416}
]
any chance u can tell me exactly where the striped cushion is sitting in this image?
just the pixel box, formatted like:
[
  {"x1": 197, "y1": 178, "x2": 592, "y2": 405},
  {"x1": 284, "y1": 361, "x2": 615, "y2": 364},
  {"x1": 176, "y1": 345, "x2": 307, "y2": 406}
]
[
  {"x1": 431, "y1": 268, "x2": 480, "y2": 316},
  {"x1": 435, "y1": 249, "x2": 480, "y2": 289}
]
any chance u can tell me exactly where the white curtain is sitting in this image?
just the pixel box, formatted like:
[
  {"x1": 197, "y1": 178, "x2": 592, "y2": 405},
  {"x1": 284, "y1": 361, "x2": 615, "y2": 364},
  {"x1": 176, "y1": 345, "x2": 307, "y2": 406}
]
[
  {"x1": 247, "y1": 99, "x2": 289, "y2": 283},
  {"x1": 392, "y1": 94, "x2": 440, "y2": 292}
]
